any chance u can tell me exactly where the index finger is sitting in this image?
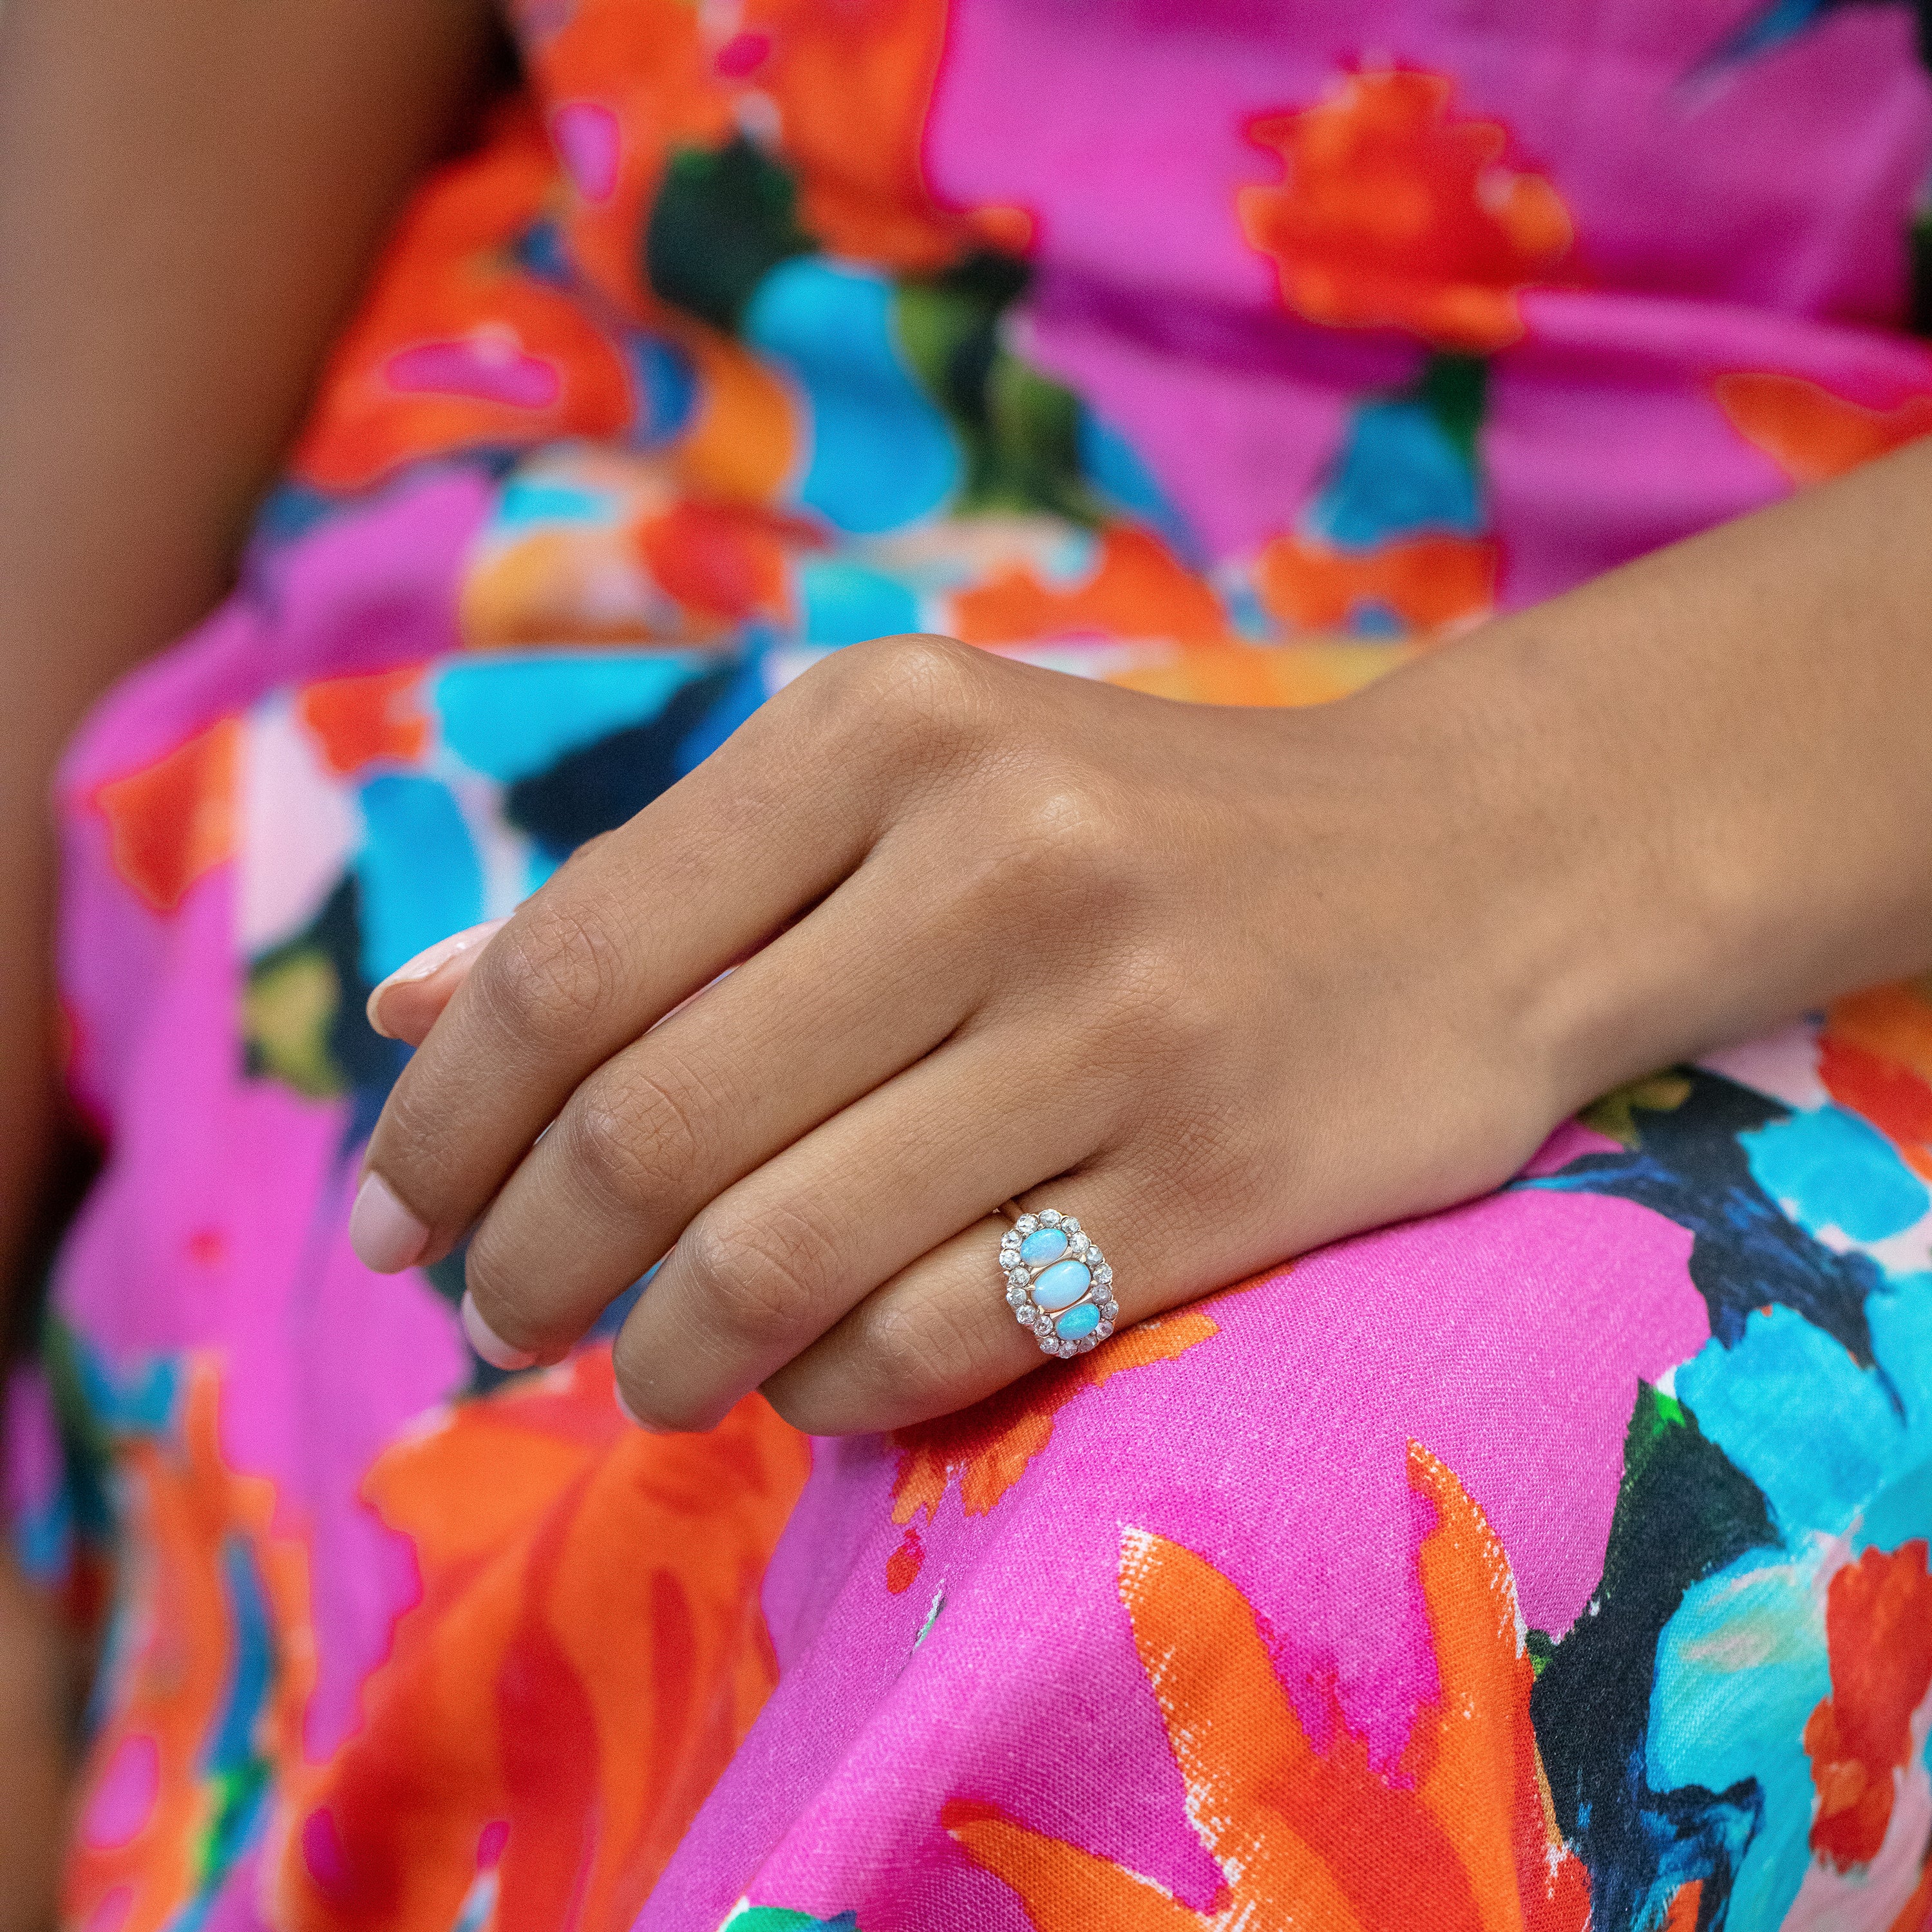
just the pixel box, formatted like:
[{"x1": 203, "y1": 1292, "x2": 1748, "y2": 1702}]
[{"x1": 349, "y1": 662, "x2": 877, "y2": 1272}]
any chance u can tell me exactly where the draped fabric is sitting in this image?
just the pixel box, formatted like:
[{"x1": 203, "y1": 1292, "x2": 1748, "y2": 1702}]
[{"x1": 10, "y1": 3, "x2": 1932, "y2": 1926}]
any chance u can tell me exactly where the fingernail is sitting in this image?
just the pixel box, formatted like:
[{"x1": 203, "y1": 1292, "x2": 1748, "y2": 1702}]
[
  {"x1": 611, "y1": 1378, "x2": 668, "y2": 1432},
  {"x1": 365, "y1": 920, "x2": 507, "y2": 1037},
  {"x1": 461, "y1": 1290, "x2": 538, "y2": 1372},
  {"x1": 348, "y1": 1172, "x2": 430, "y2": 1273}
]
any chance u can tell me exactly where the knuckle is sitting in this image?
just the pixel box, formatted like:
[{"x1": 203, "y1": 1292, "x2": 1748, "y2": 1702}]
[
  {"x1": 677, "y1": 1206, "x2": 827, "y2": 1349},
  {"x1": 980, "y1": 781, "x2": 1134, "y2": 909},
  {"x1": 561, "y1": 1065, "x2": 703, "y2": 1215},
  {"x1": 862, "y1": 1291, "x2": 992, "y2": 1412},
  {"x1": 826, "y1": 634, "x2": 989, "y2": 751},
  {"x1": 475, "y1": 902, "x2": 621, "y2": 1054}
]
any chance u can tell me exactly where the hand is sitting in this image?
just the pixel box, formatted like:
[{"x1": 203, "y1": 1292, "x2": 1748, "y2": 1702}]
[{"x1": 352, "y1": 633, "x2": 1609, "y2": 1434}]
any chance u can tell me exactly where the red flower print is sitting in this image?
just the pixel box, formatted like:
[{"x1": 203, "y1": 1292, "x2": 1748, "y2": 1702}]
[
  {"x1": 92, "y1": 719, "x2": 240, "y2": 914},
  {"x1": 949, "y1": 529, "x2": 1231, "y2": 647},
  {"x1": 1803, "y1": 1541, "x2": 1932, "y2": 1871},
  {"x1": 1238, "y1": 71, "x2": 1573, "y2": 352},
  {"x1": 1821, "y1": 985, "x2": 1932, "y2": 1184}
]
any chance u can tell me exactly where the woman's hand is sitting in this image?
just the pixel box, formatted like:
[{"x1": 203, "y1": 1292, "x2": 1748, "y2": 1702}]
[
  {"x1": 352, "y1": 632, "x2": 1607, "y2": 1434},
  {"x1": 351, "y1": 437, "x2": 1932, "y2": 1438}
]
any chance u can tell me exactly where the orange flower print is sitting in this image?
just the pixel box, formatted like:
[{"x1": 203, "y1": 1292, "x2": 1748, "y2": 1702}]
[
  {"x1": 1715, "y1": 372, "x2": 1932, "y2": 486},
  {"x1": 893, "y1": 1307, "x2": 1222, "y2": 1524},
  {"x1": 1254, "y1": 529, "x2": 1497, "y2": 638},
  {"x1": 274, "y1": 1350, "x2": 810, "y2": 1932},
  {"x1": 632, "y1": 498, "x2": 822, "y2": 632},
  {"x1": 1238, "y1": 71, "x2": 1573, "y2": 352},
  {"x1": 884, "y1": 1303, "x2": 1232, "y2": 1593},
  {"x1": 296, "y1": 670, "x2": 433, "y2": 778},
  {"x1": 949, "y1": 528, "x2": 1232, "y2": 647},
  {"x1": 1803, "y1": 1541, "x2": 1932, "y2": 1871},
  {"x1": 1106, "y1": 636, "x2": 1417, "y2": 709},
  {"x1": 948, "y1": 1441, "x2": 1591, "y2": 1932},
  {"x1": 518, "y1": 0, "x2": 737, "y2": 317},
  {"x1": 62, "y1": 1359, "x2": 315, "y2": 1932}
]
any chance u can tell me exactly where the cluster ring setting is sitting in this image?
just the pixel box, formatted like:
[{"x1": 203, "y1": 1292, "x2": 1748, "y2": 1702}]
[{"x1": 999, "y1": 1208, "x2": 1117, "y2": 1358}]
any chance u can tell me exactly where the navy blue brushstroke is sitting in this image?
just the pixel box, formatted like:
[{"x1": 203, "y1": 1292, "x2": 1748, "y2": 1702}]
[
  {"x1": 1692, "y1": 0, "x2": 1928, "y2": 77},
  {"x1": 1522, "y1": 1067, "x2": 1884, "y2": 1372}
]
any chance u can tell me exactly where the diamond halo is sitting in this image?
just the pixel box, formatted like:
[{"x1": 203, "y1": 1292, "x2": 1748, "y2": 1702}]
[{"x1": 998, "y1": 1206, "x2": 1115, "y2": 1358}]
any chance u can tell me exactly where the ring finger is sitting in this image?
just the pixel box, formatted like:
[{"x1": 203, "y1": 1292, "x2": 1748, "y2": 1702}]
[
  {"x1": 606, "y1": 1026, "x2": 1112, "y2": 1431},
  {"x1": 759, "y1": 1160, "x2": 1206, "y2": 1434}
]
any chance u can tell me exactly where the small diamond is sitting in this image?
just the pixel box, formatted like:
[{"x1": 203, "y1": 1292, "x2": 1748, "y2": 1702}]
[
  {"x1": 1041, "y1": 1209, "x2": 1061, "y2": 1226},
  {"x1": 1097, "y1": 1266, "x2": 1113, "y2": 1283},
  {"x1": 1076, "y1": 1336, "x2": 1097, "y2": 1352},
  {"x1": 1065, "y1": 1218, "x2": 1081, "y2": 1232},
  {"x1": 1099, "y1": 1299, "x2": 1117, "y2": 1318},
  {"x1": 1006, "y1": 1284, "x2": 1026, "y2": 1303},
  {"x1": 1014, "y1": 1303, "x2": 1034, "y2": 1323},
  {"x1": 1000, "y1": 1229, "x2": 1019, "y2": 1249},
  {"x1": 1015, "y1": 1215, "x2": 1038, "y2": 1235},
  {"x1": 1086, "y1": 1249, "x2": 1103, "y2": 1267},
  {"x1": 1068, "y1": 1234, "x2": 1089, "y2": 1256},
  {"x1": 1095, "y1": 1320, "x2": 1114, "y2": 1338}
]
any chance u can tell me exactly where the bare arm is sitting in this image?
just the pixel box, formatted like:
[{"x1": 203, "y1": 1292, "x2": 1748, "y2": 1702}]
[{"x1": 0, "y1": 1, "x2": 495, "y2": 1918}]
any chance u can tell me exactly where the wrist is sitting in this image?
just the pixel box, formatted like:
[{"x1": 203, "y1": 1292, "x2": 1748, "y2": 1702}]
[
  {"x1": 1387, "y1": 596, "x2": 1932, "y2": 1118},
  {"x1": 1345, "y1": 626, "x2": 1752, "y2": 1117}
]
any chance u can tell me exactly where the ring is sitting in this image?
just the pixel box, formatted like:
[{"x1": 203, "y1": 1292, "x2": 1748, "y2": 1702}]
[{"x1": 998, "y1": 1207, "x2": 1117, "y2": 1358}]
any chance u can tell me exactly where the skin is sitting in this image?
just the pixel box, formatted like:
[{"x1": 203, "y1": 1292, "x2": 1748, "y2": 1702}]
[
  {"x1": 0, "y1": 0, "x2": 497, "y2": 1919},
  {"x1": 357, "y1": 432, "x2": 1932, "y2": 1434},
  {"x1": 3, "y1": 0, "x2": 1931, "y2": 1912}
]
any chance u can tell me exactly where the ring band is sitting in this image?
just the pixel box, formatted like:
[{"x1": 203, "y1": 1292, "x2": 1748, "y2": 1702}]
[{"x1": 997, "y1": 1207, "x2": 1117, "y2": 1357}]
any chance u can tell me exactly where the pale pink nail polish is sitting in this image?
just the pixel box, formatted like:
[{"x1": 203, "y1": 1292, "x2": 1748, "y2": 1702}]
[
  {"x1": 461, "y1": 1291, "x2": 538, "y2": 1372},
  {"x1": 365, "y1": 919, "x2": 508, "y2": 1037},
  {"x1": 348, "y1": 1173, "x2": 430, "y2": 1273}
]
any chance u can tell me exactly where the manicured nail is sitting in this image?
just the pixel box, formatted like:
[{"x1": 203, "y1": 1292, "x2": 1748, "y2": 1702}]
[
  {"x1": 365, "y1": 920, "x2": 507, "y2": 1037},
  {"x1": 461, "y1": 1290, "x2": 537, "y2": 1372},
  {"x1": 348, "y1": 1172, "x2": 430, "y2": 1273}
]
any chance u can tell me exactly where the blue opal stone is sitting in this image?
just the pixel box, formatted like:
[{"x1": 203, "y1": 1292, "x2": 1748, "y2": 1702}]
[
  {"x1": 1056, "y1": 1302, "x2": 1102, "y2": 1340},
  {"x1": 1032, "y1": 1260, "x2": 1092, "y2": 1312},
  {"x1": 1019, "y1": 1227, "x2": 1069, "y2": 1267}
]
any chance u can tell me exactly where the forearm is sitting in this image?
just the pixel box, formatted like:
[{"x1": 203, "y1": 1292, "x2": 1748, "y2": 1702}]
[
  {"x1": 1386, "y1": 434, "x2": 1932, "y2": 1108},
  {"x1": 0, "y1": 0, "x2": 497, "y2": 1298}
]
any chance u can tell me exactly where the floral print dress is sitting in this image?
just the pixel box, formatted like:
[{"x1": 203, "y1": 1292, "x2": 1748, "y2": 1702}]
[{"x1": 8, "y1": 2, "x2": 1932, "y2": 1928}]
